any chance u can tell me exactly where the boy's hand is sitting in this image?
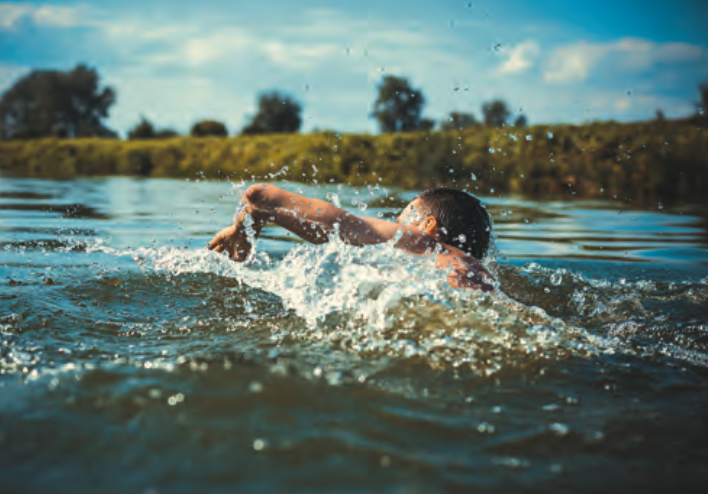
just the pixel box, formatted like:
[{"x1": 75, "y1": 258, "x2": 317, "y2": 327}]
[
  {"x1": 207, "y1": 206, "x2": 263, "y2": 262},
  {"x1": 207, "y1": 224, "x2": 239, "y2": 260}
]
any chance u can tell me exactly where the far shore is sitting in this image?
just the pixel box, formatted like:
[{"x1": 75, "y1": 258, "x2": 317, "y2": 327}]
[{"x1": 1, "y1": 119, "x2": 706, "y2": 205}]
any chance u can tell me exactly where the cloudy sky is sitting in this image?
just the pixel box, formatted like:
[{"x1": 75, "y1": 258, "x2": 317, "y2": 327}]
[{"x1": 1, "y1": 0, "x2": 706, "y2": 136}]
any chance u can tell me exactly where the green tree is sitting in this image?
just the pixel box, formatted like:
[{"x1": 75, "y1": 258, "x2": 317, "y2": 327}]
[
  {"x1": 242, "y1": 92, "x2": 302, "y2": 135},
  {"x1": 482, "y1": 100, "x2": 511, "y2": 128},
  {"x1": 419, "y1": 118, "x2": 435, "y2": 132},
  {"x1": 440, "y1": 111, "x2": 478, "y2": 131},
  {"x1": 371, "y1": 76, "x2": 425, "y2": 133},
  {"x1": 155, "y1": 128, "x2": 179, "y2": 139},
  {"x1": 191, "y1": 120, "x2": 228, "y2": 137},
  {"x1": 698, "y1": 83, "x2": 707, "y2": 118},
  {"x1": 128, "y1": 117, "x2": 156, "y2": 140},
  {"x1": 514, "y1": 114, "x2": 528, "y2": 127},
  {"x1": 0, "y1": 64, "x2": 116, "y2": 139}
]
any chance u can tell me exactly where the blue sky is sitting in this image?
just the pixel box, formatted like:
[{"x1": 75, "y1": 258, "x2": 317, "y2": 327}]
[{"x1": 1, "y1": 0, "x2": 706, "y2": 136}]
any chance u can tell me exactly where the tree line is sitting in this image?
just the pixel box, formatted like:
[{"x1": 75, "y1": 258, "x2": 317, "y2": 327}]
[{"x1": 1, "y1": 64, "x2": 706, "y2": 140}]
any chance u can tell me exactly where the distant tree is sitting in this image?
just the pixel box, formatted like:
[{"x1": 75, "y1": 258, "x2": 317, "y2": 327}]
[
  {"x1": 128, "y1": 117, "x2": 156, "y2": 140},
  {"x1": 371, "y1": 76, "x2": 425, "y2": 133},
  {"x1": 441, "y1": 111, "x2": 478, "y2": 131},
  {"x1": 128, "y1": 118, "x2": 180, "y2": 140},
  {"x1": 655, "y1": 109, "x2": 666, "y2": 122},
  {"x1": 242, "y1": 91, "x2": 302, "y2": 135},
  {"x1": 514, "y1": 114, "x2": 528, "y2": 127},
  {"x1": 155, "y1": 128, "x2": 179, "y2": 139},
  {"x1": 191, "y1": 120, "x2": 227, "y2": 137},
  {"x1": 0, "y1": 64, "x2": 116, "y2": 139},
  {"x1": 482, "y1": 100, "x2": 511, "y2": 128},
  {"x1": 419, "y1": 118, "x2": 435, "y2": 132},
  {"x1": 698, "y1": 83, "x2": 708, "y2": 119},
  {"x1": 191, "y1": 119, "x2": 228, "y2": 137}
]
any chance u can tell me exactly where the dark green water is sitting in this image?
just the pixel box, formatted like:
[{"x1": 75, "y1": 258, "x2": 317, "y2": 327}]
[{"x1": 1, "y1": 177, "x2": 707, "y2": 493}]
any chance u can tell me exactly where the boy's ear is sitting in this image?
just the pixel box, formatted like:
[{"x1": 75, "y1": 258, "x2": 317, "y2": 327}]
[{"x1": 422, "y1": 216, "x2": 439, "y2": 236}]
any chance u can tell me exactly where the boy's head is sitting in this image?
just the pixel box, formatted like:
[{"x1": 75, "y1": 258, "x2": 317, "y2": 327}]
[{"x1": 397, "y1": 187, "x2": 491, "y2": 259}]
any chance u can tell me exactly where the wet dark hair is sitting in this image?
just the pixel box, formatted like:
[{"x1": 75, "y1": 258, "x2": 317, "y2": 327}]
[{"x1": 415, "y1": 187, "x2": 491, "y2": 259}]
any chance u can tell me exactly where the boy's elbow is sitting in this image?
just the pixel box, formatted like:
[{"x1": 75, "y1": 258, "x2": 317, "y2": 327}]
[{"x1": 244, "y1": 184, "x2": 273, "y2": 209}]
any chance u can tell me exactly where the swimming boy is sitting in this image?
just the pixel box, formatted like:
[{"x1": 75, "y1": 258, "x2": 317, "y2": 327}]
[{"x1": 207, "y1": 184, "x2": 495, "y2": 291}]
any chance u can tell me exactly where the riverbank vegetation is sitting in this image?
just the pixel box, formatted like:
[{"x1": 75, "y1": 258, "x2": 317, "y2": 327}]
[{"x1": 1, "y1": 118, "x2": 706, "y2": 204}]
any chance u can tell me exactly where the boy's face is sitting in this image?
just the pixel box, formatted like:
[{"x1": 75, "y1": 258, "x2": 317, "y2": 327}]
[{"x1": 396, "y1": 198, "x2": 427, "y2": 229}]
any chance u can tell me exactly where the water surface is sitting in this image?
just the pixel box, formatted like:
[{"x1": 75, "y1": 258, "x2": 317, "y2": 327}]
[{"x1": 1, "y1": 177, "x2": 708, "y2": 493}]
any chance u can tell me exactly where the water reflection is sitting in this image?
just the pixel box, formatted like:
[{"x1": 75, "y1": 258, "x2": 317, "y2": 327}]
[{"x1": 1, "y1": 177, "x2": 707, "y2": 264}]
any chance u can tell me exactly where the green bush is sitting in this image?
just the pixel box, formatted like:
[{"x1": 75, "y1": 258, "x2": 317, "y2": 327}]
[{"x1": 191, "y1": 120, "x2": 228, "y2": 137}]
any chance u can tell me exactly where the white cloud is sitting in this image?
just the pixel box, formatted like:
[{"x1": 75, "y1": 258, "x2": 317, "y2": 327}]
[
  {"x1": 0, "y1": 3, "x2": 26, "y2": 28},
  {"x1": 182, "y1": 30, "x2": 253, "y2": 66},
  {"x1": 262, "y1": 41, "x2": 341, "y2": 69},
  {"x1": 0, "y1": 2, "x2": 86, "y2": 29},
  {"x1": 544, "y1": 38, "x2": 705, "y2": 83},
  {"x1": 544, "y1": 41, "x2": 606, "y2": 82},
  {"x1": 499, "y1": 40, "x2": 540, "y2": 74}
]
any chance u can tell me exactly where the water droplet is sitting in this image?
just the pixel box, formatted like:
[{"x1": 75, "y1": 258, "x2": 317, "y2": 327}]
[
  {"x1": 358, "y1": 202, "x2": 367, "y2": 211},
  {"x1": 549, "y1": 423, "x2": 569, "y2": 436},
  {"x1": 326, "y1": 192, "x2": 341, "y2": 207},
  {"x1": 526, "y1": 135, "x2": 532, "y2": 141},
  {"x1": 550, "y1": 274, "x2": 562, "y2": 286},
  {"x1": 253, "y1": 439, "x2": 267, "y2": 451},
  {"x1": 457, "y1": 234, "x2": 466, "y2": 244},
  {"x1": 547, "y1": 132, "x2": 553, "y2": 139},
  {"x1": 489, "y1": 148, "x2": 495, "y2": 153},
  {"x1": 470, "y1": 172, "x2": 477, "y2": 181},
  {"x1": 477, "y1": 422, "x2": 496, "y2": 434}
]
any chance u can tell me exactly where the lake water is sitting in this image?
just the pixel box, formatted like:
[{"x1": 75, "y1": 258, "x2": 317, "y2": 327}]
[{"x1": 1, "y1": 176, "x2": 708, "y2": 493}]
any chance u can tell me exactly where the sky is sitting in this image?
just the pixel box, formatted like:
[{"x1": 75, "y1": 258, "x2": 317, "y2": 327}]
[{"x1": 1, "y1": 0, "x2": 706, "y2": 136}]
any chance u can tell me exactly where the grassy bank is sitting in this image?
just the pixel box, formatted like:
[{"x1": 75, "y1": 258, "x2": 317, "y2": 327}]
[{"x1": 1, "y1": 120, "x2": 706, "y2": 204}]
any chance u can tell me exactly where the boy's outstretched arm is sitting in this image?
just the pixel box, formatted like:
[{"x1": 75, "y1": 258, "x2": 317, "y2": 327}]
[{"x1": 208, "y1": 184, "x2": 494, "y2": 291}]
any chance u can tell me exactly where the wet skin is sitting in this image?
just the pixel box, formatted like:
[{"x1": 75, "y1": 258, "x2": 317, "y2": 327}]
[{"x1": 208, "y1": 184, "x2": 495, "y2": 291}]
